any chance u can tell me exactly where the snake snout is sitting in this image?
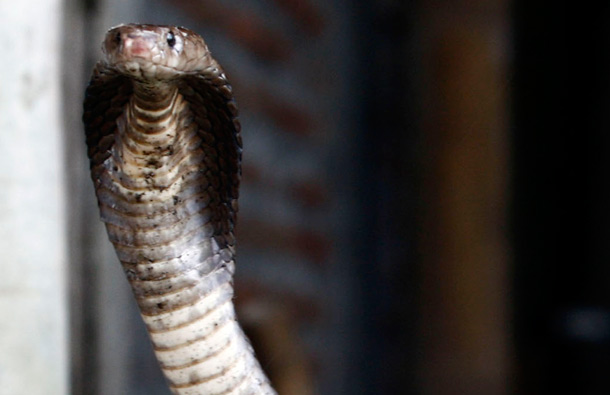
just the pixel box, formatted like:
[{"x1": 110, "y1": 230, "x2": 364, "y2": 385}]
[{"x1": 122, "y1": 33, "x2": 157, "y2": 59}]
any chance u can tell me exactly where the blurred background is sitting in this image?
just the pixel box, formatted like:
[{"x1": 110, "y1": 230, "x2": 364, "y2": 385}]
[{"x1": 2, "y1": 1, "x2": 600, "y2": 394}]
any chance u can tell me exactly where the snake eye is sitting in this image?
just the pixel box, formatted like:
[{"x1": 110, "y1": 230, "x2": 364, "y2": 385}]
[
  {"x1": 114, "y1": 31, "x2": 121, "y2": 45},
  {"x1": 166, "y1": 31, "x2": 176, "y2": 48}
]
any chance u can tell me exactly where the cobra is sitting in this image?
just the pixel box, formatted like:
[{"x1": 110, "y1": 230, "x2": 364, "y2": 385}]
[{"x1": 83, "y1": 24, "x2": 276, "y2": 394}]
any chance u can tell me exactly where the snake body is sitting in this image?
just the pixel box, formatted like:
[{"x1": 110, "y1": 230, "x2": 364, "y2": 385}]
[{"x1": 83, "y1": 24, "x2": 275, "y2": 394}]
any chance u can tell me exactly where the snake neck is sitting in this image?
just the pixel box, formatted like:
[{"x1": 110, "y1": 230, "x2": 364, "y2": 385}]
[
  {"x1": 129, "y1": 84, "x2": 180, "y2": 138},
  {"x1": 99, "y1": 78, "x2": 216, "y2": 268},
  {"x1": 96, "y1": 81, "x2": 275, "y2": 394},
  {"x1": 115, "y1": 83, "x2": 183, "y2": 189}
]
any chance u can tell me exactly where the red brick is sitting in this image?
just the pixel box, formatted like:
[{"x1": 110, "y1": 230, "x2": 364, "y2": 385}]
[
  {"x1": 271, "y1": 0, "x2": 326, "y2": 35},
  {"x1": 169, "y1": 0, "x2": 291, "y2": 61},
  {"x1": 237, "y1": 218, "x2": 331, "y2": 266}
]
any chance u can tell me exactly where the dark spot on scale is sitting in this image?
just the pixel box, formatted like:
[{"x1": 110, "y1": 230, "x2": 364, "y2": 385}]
[
  {"x1": 113, "y1": 166, "x2": 118, "y2": 172},
  {"x1": 125, "y1": 269, "x2": 136, "y2": 280},
  {"x1": 135, "y1": 193, "x2": 143, "y2": 202},
  {"x1": 157, "y1": 302, "x2": 166, "y2": 310},
  {"x1": 173, "y1": 195, "x2": 181, "y2": 205}
]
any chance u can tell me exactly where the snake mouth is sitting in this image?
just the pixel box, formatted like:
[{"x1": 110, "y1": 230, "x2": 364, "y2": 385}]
[{"x1": 111, "y1": 60, "x2": 190, "y2": 82}]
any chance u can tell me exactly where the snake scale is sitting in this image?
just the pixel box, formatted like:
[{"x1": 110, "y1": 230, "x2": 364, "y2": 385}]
[{"x1": 83, "y1": 24, "x2": 276, "y2": 394}]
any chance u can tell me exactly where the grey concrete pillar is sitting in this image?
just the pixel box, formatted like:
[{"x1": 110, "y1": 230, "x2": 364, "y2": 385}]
[{"x1": 0, "y1": 1, "x2": 68, "y2": 394}]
